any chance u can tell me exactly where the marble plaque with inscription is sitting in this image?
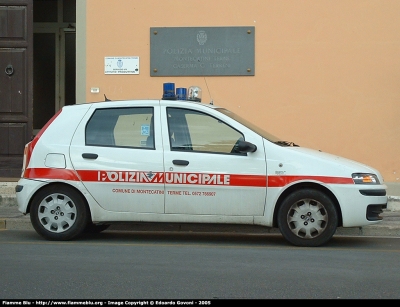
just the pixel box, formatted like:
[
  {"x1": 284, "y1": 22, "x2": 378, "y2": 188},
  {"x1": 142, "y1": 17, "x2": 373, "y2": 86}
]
[{"x1": 150, "y1": 27, "x2": 255, "y2": 76}]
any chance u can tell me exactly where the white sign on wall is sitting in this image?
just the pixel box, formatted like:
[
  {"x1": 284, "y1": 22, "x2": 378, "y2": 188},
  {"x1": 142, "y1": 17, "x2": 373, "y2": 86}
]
[{"x1": 104, "y1": 56, "x2": 140, "y2": 74}]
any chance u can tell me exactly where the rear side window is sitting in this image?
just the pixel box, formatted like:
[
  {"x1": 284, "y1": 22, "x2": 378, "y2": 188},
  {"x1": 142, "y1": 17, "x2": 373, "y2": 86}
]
[{"x1": 85, "y1": 107, "x2": 154, "y2": 149}]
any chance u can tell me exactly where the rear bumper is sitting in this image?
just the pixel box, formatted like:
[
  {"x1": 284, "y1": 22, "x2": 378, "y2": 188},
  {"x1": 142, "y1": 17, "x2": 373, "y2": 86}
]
[{"x1": 15, "y1": 178, "x2": 49, "y2": 214}]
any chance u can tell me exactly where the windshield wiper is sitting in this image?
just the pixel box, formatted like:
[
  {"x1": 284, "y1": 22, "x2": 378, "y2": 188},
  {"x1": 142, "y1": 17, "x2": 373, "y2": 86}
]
[{"x1": 274, "y1": 141, "x2": 300, "y2": 147}]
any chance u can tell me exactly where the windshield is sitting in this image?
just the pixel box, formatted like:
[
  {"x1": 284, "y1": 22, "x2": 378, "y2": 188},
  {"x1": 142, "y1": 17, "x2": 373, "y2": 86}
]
[{"x1": 216, "y1": 108, "x2": 299, "y2": 147}]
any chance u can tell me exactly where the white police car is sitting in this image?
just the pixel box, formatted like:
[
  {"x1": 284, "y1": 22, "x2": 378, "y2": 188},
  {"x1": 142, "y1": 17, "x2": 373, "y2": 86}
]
[{"x1": 15, "y1": 84, "x2": 388, "y2": 247}]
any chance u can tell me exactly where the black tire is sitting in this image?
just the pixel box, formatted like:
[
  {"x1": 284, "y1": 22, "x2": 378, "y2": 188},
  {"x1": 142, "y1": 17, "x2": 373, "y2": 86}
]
[
  {"x1": 85, "y1": 223, "x2": 110, "y2": 233},
  {"x1": 277, "y1": 189, "x2": 338, "y2": 247},
  {"x1": 30, "y1": 185, "x2": 89, "y2": 241}
]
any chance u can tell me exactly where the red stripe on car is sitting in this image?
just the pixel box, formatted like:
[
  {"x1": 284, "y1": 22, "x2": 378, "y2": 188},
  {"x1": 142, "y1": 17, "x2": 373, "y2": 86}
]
[
  {"x1": 24, "y1": 168, "x2": 80, "y2": 181},
  {"x1": 25, "y1": 168, "x2": 353, "y2": 187},
  {"x1": 267, "y1": 175, "x2": 353, "y2": 187}
]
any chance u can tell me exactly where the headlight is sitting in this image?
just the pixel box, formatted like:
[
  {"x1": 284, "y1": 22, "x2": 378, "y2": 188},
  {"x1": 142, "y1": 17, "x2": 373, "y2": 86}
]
[{"x1": 352, "y1": 173, "x2": 380, "y2": 184}]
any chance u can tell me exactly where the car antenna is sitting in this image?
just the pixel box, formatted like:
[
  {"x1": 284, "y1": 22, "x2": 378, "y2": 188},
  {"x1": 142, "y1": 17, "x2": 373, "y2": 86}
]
[
  {"x1": 204, "y1": 77, "x2": 213, "y2": 105},
  {"x1": 104, "y1": 94, "x2": 111, "y2": 101}
]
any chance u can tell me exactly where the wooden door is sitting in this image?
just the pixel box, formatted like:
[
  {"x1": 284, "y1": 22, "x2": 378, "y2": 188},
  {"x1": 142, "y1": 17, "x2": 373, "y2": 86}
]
[{"x1": 0, "y1": 0, "x2": 33, "y2": 178}]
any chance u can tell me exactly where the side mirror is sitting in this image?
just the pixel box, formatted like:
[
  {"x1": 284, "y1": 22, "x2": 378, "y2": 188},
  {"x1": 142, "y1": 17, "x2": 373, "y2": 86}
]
[{"x1": 236, "y1": 140, "x2": 257, "y2": 153}]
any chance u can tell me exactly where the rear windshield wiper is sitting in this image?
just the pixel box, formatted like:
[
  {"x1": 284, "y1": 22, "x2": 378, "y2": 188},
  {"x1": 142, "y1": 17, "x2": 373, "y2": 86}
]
[{"x1": 274, "y1": 141, "x2": 300, "y2": 147}]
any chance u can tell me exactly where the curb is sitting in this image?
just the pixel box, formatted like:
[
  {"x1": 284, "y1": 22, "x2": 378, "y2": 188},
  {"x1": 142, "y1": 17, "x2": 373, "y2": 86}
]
[
  {"x1": 1, "y1": 215, "x2": 399, "y2": 237},
  {"x1": 0, "y1": 218, "x2": 32, "y2": 231},
  {"x1": 0, "y1": 195, "x2": 17, "y2": 207},
  {"x1": 387, "y1": 196, "x2": 400, "y2": 211}
]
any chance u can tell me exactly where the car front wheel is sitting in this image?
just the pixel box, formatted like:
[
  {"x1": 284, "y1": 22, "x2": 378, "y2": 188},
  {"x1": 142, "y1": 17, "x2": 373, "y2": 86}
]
[
  {"x1": 30, "y1": 185, "x2": 89, "y2": 240},
  {"x1": 277, "y1": 189, "x2": 338, "y2": 247}
]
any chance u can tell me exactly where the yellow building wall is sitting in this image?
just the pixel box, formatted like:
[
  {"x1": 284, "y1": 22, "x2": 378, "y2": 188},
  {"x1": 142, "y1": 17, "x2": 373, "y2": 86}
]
[{"x1": 82, "y1": 0, "x2": 400, "y2": 184}]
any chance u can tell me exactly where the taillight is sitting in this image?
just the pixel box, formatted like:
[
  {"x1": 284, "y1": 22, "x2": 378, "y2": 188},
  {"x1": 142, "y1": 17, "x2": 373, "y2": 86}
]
[
  {"x1": 21, "y1": 108, "x2": 63, "y2": 178},
  {"x1": 21, "y1": 142, "x2": 31, "y2": 178}
]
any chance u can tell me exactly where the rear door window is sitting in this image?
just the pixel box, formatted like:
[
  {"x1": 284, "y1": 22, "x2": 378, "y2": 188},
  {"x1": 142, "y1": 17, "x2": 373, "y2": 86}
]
[{"x1": 85, "y1": 107, "x2": 154, "y2": 149}]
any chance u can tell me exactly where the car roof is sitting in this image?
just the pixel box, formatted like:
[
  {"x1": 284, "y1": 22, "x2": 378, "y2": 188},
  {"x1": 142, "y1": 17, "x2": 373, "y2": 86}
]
[{"x1": 63, "y1": 98, "x2": 221, "y2": 110}]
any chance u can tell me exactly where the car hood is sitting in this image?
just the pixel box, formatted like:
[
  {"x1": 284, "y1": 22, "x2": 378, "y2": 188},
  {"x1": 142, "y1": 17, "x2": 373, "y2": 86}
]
[
  {"x1": 294, "y1": 147, "x2": 377, "y2": 170},
  {"x1": 265, "y1": 142, "x2": 385, "y2": 182}
]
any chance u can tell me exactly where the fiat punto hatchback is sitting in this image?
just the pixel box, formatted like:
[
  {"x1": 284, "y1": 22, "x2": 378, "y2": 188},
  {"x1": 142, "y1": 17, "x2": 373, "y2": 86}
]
[{"x1": 16, "y1": 85, "x2": 388, "y2": 247}]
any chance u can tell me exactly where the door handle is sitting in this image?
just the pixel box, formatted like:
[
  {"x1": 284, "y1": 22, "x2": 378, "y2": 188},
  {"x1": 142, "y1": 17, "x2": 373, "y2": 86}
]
[
  {"x1": 172, "y1": 159, "x2": 189, "y2": 166},
  {"x1": 82, "y1": 153, "x2": 98, "y2": 159},
  {"x1": 5, "y1": 64, "x2": 14, "y2": 76}
]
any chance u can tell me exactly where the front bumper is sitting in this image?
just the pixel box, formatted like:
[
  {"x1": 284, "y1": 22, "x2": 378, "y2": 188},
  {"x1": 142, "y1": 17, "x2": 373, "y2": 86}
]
[{"x1": 331, "y1": 184, "x2": 388, "y2": 227}]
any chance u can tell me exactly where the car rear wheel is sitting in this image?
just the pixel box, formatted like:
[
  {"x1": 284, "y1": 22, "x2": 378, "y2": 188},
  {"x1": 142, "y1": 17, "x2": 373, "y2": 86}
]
[
  {"x1": 277, "y1": 189, "x2": 338, "y2": 247},
  {"x1": 30, "y1": 185, "x2": 89, "y2": 240}
]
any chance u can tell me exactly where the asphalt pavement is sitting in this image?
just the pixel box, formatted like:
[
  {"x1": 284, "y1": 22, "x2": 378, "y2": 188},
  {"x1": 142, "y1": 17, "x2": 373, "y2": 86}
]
[{"x1": 1, "y1": 180, "x2": 400, "y2": 237}]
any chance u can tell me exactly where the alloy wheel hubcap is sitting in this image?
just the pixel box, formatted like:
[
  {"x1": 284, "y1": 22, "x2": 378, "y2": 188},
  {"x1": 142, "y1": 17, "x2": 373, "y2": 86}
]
[
  {"x1": 287, "y1": 198, "x2": 328, "y2": 239},
  {"x1": 38, "y1": 193, "x2": 77, "y2": 233}
]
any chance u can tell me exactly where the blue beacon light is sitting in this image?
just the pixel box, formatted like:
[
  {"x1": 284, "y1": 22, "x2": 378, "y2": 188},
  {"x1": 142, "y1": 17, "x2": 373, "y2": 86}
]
[
  {"x1": 176, "y1": 88, "x2": 187, "y2": 100},
  {"x1": 162, "y1": 82, "x2": 176, "y2": 100}
]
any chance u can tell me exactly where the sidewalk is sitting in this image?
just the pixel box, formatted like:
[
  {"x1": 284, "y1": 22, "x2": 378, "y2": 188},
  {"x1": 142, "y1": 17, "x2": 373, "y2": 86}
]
[{"x1": 1, "y1": 181, "x2": 400, "y2": 237}]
